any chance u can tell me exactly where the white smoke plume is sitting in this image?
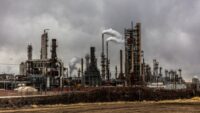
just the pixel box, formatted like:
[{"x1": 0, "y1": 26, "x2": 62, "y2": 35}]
[
  {"x1": 106, "y1": 36, "x2": 124, "y2": 44},
  {"x1": 102, "y1": 28, "x2": 122, "y2": 39},
  {"x1": 69, "y1": 57, "x2": 81, "y2": 76}
]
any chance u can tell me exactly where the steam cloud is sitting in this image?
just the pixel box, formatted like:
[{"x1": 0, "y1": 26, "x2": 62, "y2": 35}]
[
  {"x1": 102, "y1": 28, "x2": 122, "y2": 39},
  {"x1": 106, "y1": 37, "x2": 124, "y2": 44},
  {"x1": 69, "y1": 57, "x2": 81, "y2": 76}
]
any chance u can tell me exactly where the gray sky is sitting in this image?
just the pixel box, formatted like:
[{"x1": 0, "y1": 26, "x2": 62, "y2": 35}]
[{"x1": 0, "y1": 0, "x2": 199, "y2": 81}]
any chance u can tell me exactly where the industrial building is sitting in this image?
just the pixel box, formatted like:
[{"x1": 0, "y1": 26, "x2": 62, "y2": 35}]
[
  {"x1": 124, "y1": 23, "x2": 142, "y2": 85},
  {"x1": 16, "y1": 22, "x2": 188, "y2": 90},
  {"x1": 122, "y1": 22, "x2": 186, "y2": 89},
  {"x1": 146, "y1": 59, "x2": 186, "y2": 89},
  {"x1": 82, "y1": 47, "x2": 101, "y2": 86},
  {"x1": 19, "y1": 30, "x2": 65, "y2": 90}
]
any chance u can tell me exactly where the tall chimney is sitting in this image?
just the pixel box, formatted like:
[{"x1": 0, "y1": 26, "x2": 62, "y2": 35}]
[
  {"x1": 120, "y1": 50, "x2": 123, "y2": 74},
  {"x1": 106, "y1": 42, "x2": 110, "y2": 81},
  {"x1": 118, "y1": 50, "x2": 125, "y2": 80},
  {"x1": 90, "y1": 47, "x2": 95, "y2": 64},
  {"x1": 85, "y1": 54, "x2": 90, "y2": 69},
  {"x1": 115, "y1": 66, "x2": 118, "y2": 79},
  {"x1": 81, "y1": 58, "x2": 84, "y2": 77},
  {"x1": 51, "y1": 39, "x2": 57, "y2": 59},
  {"x1": 41, "y1": 30, "x2": 48, "y2": 59},
  {"x1": 27, "y1": 44, "x2": 32, "y2": 60},
  {"x1": 101, "y1": 34, "x2": 106, "y2": 80}
]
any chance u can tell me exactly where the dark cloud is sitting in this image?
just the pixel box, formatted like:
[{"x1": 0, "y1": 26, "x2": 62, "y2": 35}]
[{"x1": 0, "y1": 0, "x2": 199, "y2": 81}]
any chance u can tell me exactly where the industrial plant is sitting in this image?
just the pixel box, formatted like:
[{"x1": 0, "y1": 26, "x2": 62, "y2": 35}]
[
  {"x1": 1, "y1": 0, "x2": 200, "y2": 112},
  {"x1": 19, "y1": 29, "x2": 65, "y2": 90},
  {"x1": 0, "y1": 22, "x2": 198, "y2": 96}
]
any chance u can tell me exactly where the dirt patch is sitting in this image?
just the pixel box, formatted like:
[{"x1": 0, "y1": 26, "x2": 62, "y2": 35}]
[{"x1": 0, "y1": 101, "x2": 200, "y2": 113}]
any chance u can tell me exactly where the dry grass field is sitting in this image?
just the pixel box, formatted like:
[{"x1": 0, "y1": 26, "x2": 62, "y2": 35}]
[{"x1": 0, "y1": 97, "x2": 200, "y2": 113}]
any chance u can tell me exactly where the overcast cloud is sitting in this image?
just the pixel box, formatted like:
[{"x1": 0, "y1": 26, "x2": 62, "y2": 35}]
[{"x1": 0, "y1": 0, "x2": 199, "y2": 81}]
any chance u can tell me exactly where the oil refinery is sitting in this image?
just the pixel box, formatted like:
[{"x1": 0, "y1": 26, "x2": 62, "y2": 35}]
[
  {"x1": 1, "y1": 1, "x2": 200, "y2": 112},
  {"x1": 0, "y1": 21, "x2": 198, "y2": 112},
  {"x1": 0, "y1": 22, "x2": 196, "y2": 93}
]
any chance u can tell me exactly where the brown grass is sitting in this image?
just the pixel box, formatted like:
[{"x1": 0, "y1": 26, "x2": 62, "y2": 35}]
[{"x1": 0, "y1": 99, "x2": 200, "y2": 113}]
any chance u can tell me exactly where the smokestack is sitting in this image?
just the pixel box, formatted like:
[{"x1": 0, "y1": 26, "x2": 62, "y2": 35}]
[
  {"x1": 85, "y1": 54, "x2": 90, "y2": 69},
  {"x1": 118, "y1": 50, "x2": 125, "y2": 81},
  {"x1": 41, "y1": 30, "x2": 48, "y2": 59},
  {"x1": 51, "y1": 39, "x2": 57, "y2": 59},
  {"x1": 115, "y1": 66, "x2": 117, "y2": 79},
  {"x1": 120, "y1": 50, "x2": 123, "y2": 74},
  {"x1": 106, "y1": 42, "x2": 110, "y2": 81},
  {"x1": 90, "y1": 47, "x2": 95, "y2": 64},
  {"x1": 27, "y1": 44, "x2": 32, "y2": 60},
  {"x1": 101, "y1": 34, "x2": 106, "y2": 80},
  {"x1": 81, "y1": 58, "x2": 84, "y2": 77}
]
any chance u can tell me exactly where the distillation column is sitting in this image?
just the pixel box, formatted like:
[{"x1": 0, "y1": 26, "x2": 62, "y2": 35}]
[
  {"x1": 41, "y1": 30, "x2": 48, "y2": 60},
  {"x1": 27, "y1": 44, "x2": 32, "y2": 60}
]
